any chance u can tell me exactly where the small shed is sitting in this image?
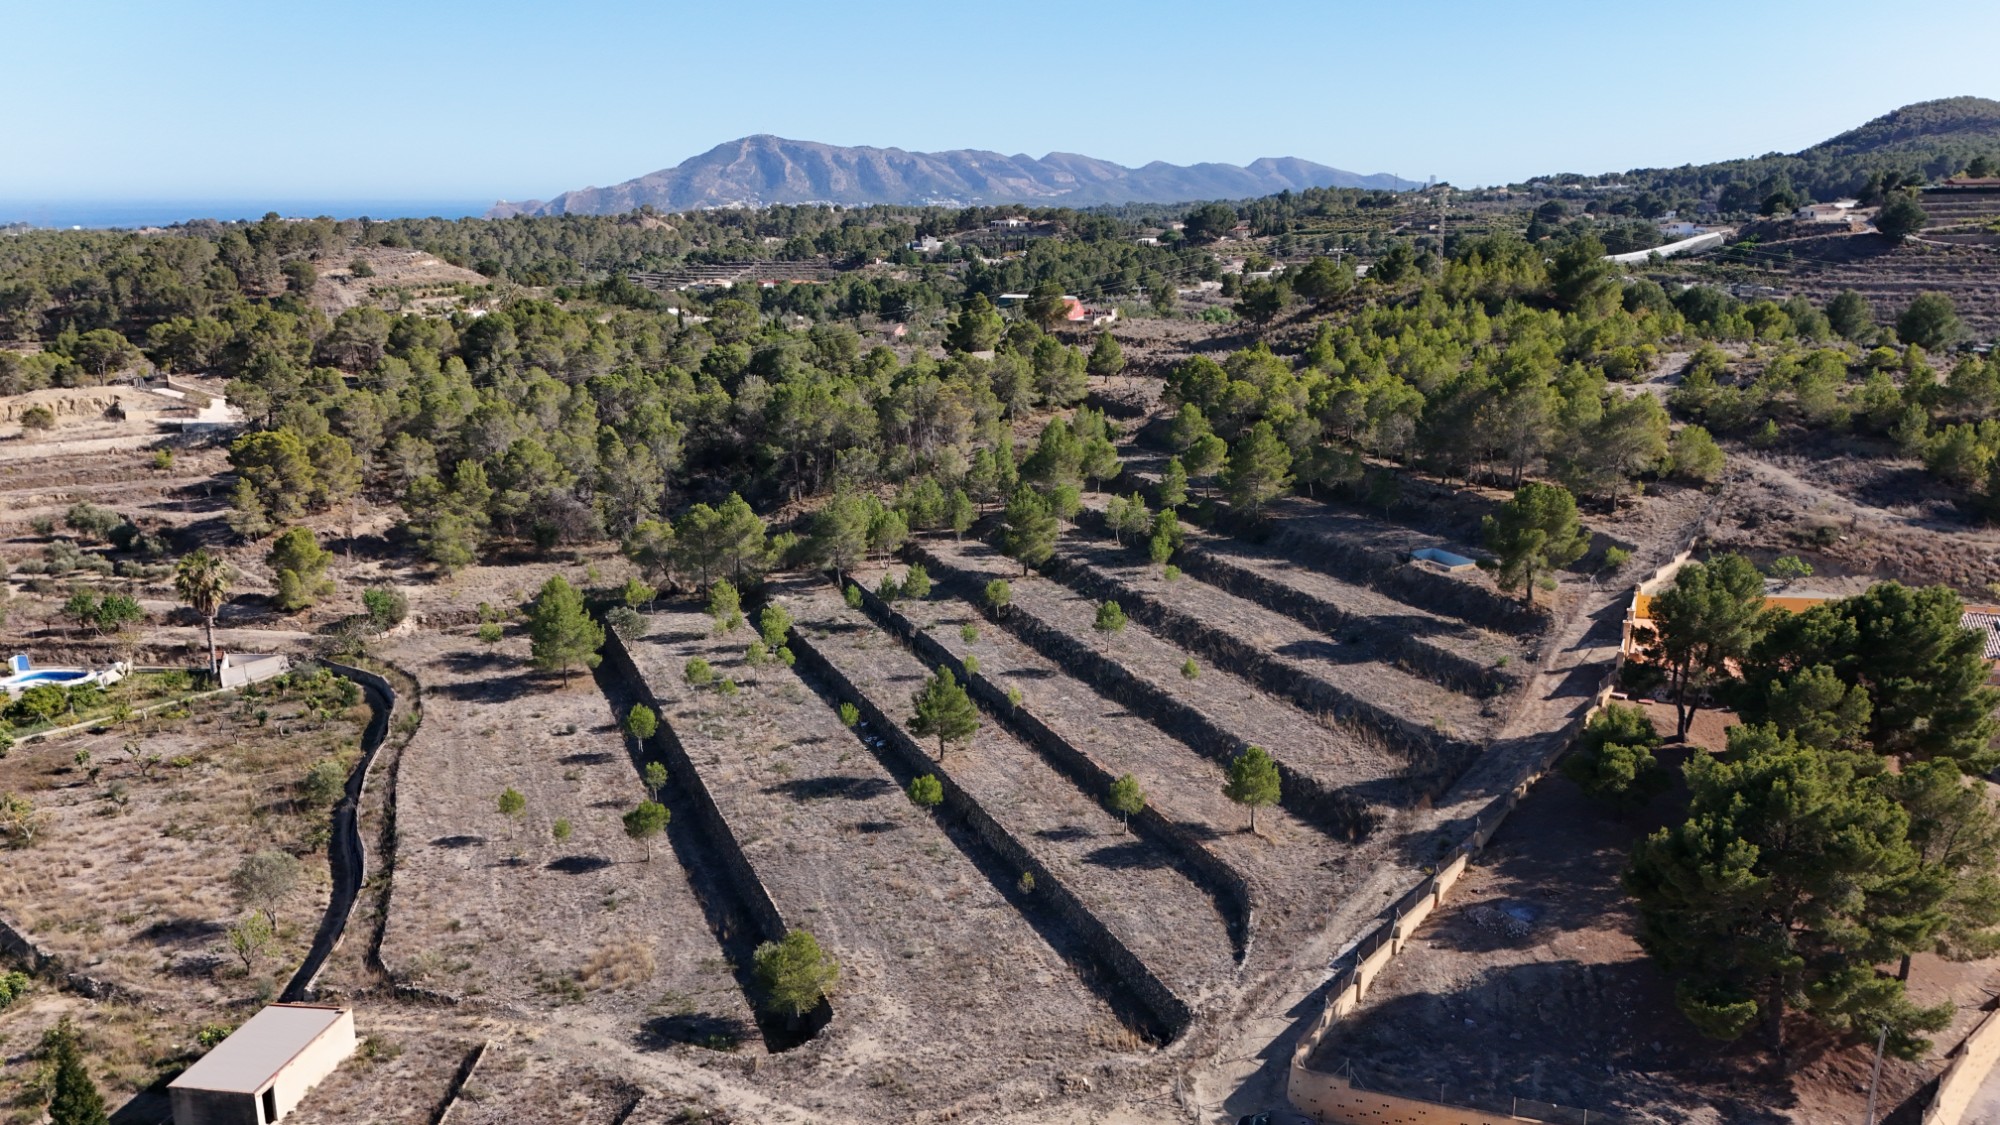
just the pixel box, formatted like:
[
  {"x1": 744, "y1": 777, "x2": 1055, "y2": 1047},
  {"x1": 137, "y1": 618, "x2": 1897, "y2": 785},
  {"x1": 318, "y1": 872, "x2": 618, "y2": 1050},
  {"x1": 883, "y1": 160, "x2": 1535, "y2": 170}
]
[{"x1": 170, "y1": 1004, "x2": 355, "y2": 1125}]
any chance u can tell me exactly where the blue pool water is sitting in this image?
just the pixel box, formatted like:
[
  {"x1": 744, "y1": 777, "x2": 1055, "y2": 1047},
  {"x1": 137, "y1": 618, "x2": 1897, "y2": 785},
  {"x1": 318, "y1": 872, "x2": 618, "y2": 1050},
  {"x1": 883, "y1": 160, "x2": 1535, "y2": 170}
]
[{"x1": 8, "y1": 669, "x2": 88, "y2": 684}]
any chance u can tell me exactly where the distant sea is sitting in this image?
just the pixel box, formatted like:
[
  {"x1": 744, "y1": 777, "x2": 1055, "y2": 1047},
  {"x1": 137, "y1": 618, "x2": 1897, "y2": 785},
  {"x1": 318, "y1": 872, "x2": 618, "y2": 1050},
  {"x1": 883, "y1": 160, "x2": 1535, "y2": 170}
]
[{"x1": 0, "y1": 199, "x2": 493, "y2": 229}]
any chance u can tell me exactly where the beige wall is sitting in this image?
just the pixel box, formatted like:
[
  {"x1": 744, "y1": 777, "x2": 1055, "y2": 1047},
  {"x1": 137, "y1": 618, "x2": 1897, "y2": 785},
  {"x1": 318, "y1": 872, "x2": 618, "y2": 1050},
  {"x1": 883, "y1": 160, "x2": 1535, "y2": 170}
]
[
  {"x1": 1926, "y1": 1006, "x2": 2000, "y2": 1125},
  {"x1": 271, "y1": 1009, "x2": 356, "y2": 1120}
]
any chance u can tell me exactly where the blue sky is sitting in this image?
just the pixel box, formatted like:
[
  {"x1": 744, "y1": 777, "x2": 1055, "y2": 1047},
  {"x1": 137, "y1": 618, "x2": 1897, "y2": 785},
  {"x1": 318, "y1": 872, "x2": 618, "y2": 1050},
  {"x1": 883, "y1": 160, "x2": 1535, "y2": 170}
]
[{"x1": 5, "y1": 0, "x2": 1996, "y2": 203}]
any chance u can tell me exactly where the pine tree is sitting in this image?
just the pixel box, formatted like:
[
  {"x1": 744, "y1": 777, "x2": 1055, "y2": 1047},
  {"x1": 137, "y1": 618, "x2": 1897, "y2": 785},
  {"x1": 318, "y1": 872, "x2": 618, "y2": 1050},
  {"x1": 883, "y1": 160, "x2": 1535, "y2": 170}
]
[
  {"x1": 1087, "y1": 332, "x2": 1125, "y2": 382},
  {"x1": 909, "y1": 666, "x2": 979, "y2": 760},
  {"x1": 1107, "y1": 773, "x2": 1146, "y2": 830},
  {"x1": 1560, "y1": 703, "x2": 1667, "y2": 804},
  {"x1": 1158, "y1": 457, "x2": 1189, "y2": 510},
  {"x1": 753, "y1": 929, "x2": 840, "y2": 1019},
  {"x1": 1222, "y1": 422, "x2": 1294, "y2": 514},
  {"x1": 267, "y1": 526, "x2": 334, "y2": 612},
  {"x1": 1480, "y1": 481, "x2": 1590, "y2": 607},
  {"x1": 527, "y1": 574, "x2": 604, "y2": 684},
  {"x1": 1224, "y1": 746, "x2": 1282, "y2": 833},
  {"x1": 42, "y1": 1019, "x2": 108, "y2": 1125},
  {"x1": 623, "y1": 800, "x2": 669, "y2": 861},
  {"x1": 1638, "y1": 553, "x2": 1772, "y2": 739},
  {"x1": 1094, "y1": 600, "x2": 1127, "y2": 637},
  {"x1": 1627, "y1": 725, "x2": 1952, "y2": 1061},
  {"x1": 907, "y1": 774, "x2": 944, "y2": 809},
  {"x1": 946, "y1": 488, "x2": 976, "y2": 539},
  {"x1": 1000, "y1": 487, "x2": 1058, "y2": 575}
]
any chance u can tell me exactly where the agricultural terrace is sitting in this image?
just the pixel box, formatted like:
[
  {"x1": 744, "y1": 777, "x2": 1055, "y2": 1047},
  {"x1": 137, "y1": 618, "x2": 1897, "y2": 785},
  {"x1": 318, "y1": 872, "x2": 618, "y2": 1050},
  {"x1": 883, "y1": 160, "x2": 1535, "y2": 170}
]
[
  {"x1": 378, "y1": 627, "x2": 758, "y2": 1038},
  {"x1": 615, "y1": 602, "x2": 1146, "y2": 1118}
]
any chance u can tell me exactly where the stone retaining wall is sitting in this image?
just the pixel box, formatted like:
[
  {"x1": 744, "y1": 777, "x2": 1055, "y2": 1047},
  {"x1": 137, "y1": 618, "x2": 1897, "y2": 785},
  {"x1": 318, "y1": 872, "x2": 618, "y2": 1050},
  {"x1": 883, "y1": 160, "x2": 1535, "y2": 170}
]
[
  {"x1": 849, "y1": 574, "x2": 1254, "y2": 963},
  {"x1": 786, "y1": 621, "x2": 1193, "y2": 1045}
]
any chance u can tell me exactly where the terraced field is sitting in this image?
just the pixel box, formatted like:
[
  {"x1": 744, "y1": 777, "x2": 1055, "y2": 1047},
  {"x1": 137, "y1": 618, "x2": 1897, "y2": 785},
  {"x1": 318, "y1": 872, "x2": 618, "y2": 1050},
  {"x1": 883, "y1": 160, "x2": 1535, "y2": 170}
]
[
  {"x1": 844, "y1": 555, "x2": 1360, "y2": 951},
  {"x1": 612, "y1": 604, "x2": 1145, "y2": 1117},
  {"x1": 777, "y1": 580, "x2": 1240, "y2": 1021}
]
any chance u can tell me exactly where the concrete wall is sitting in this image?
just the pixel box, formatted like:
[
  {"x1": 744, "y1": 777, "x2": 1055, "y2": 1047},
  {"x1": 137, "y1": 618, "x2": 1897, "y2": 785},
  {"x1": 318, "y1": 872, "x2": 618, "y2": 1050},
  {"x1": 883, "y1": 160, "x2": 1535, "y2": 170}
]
[
  {"x1": 1925, "y1": 1005, "x2": 2000, "y2": 1125},
  {"x1": 283, "y1": 662, "x2": 394, "y2": 1003},
  {"x1": 785, "y1": 621, "x2": 1193, "y2": 1044},
  {"x1": 271, "y1": 1009, "x2": 356, "y2": 1120}
]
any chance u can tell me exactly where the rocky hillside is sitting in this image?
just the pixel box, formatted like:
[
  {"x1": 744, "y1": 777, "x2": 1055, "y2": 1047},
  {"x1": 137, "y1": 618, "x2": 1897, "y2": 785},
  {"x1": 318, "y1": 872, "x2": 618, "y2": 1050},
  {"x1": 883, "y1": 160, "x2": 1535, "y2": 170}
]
[{"x1": 490, "y1": 135, "x2": 1402, "y2": 216}]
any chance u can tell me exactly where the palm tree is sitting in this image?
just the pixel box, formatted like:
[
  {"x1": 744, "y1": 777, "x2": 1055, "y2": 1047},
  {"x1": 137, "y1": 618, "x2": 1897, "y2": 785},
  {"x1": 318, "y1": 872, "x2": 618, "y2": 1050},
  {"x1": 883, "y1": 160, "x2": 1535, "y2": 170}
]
[{"x1": 174, "y1": 549, "x2": 230, "y2": 677}]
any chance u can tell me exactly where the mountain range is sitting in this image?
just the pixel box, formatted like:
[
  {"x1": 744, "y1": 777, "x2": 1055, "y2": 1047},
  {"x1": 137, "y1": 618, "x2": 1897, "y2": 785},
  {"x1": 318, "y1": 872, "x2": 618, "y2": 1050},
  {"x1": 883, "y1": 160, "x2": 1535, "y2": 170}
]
[{"x1": 488, "y1": 136, "x2": 1408, "y2": 217}]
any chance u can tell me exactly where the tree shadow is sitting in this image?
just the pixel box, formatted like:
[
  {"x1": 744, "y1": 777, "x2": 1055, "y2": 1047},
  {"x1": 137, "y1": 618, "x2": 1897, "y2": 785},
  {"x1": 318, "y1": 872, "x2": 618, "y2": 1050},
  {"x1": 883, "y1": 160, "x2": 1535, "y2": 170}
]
[
  {"x1": 637, "y1": 1012, "x2": 753, "y2": 1052},
  {"x1": 1085, "y1": 840, "x2": 1170, "y2": 869},
  {"x1": 1322, "y1": 958, "x2": 1795, "y2": 1125},
  {"x1": 135, "y1": 917, "x2": 224, "y2": 946},
  {"x1": 439, "y1": 649, "x2": 516, "y2": 674},
  {"x1": 559, "y1": 751, "x2": 616, "y2": 766},
  {"x1": 431, "y1": 835, "x2": 486, "y2": 849},
  {"x1": 427, "y1": 671, "x2": 540, "y2": 703},
  {"x1": 763, "y1": 775, "x2": 894, "y2": 802},
  {"x1": 1035, "y1": 825, "x2": 1095, "y2": 843},
  {"x1": 852, "y1": 820, "x2": 902, "y2": 834},
  {"x1": 546, "y1": 854, "x2": 613, "y2": 874}
]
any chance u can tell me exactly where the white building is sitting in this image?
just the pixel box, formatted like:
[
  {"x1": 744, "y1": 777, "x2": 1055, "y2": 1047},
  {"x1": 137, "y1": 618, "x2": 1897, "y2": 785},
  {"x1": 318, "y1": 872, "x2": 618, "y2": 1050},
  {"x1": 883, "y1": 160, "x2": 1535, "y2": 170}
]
[{"x1": 170, "y1": 1004, "x2": 356, "y2": 1124}]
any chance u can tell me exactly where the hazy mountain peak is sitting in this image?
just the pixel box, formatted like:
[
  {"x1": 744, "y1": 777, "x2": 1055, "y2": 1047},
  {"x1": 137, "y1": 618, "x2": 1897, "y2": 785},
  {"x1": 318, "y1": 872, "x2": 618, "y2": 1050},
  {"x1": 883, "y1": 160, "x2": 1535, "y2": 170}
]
[{"x1": 489, "y1": 138, "x2": 1403, "y2": 217}]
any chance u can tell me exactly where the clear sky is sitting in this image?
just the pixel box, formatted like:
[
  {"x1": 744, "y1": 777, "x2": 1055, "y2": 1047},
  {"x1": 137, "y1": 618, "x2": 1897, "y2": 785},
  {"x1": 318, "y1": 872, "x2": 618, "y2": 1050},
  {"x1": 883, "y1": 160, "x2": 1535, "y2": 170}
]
[{"x1": 5, "y1": 0, "x2": 1997, "y2": 204}]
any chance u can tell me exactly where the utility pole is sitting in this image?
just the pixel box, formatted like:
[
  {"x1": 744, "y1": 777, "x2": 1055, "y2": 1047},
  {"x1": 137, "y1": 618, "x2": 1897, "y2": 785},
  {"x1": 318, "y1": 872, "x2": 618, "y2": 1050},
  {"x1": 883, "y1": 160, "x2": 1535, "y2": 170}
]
[{"x1": 1863, "y1": 1023, "x2": 1887, "y2": 1125}]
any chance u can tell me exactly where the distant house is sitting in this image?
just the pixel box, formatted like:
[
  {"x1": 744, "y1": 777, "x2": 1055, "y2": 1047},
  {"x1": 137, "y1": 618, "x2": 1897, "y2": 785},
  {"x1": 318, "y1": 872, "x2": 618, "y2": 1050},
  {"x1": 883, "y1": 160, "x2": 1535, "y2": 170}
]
[
  {"x1": 170, "y1": 1004, "x2": 356, "y2": 1125},
  {"x1": 907, "y1": 235, "x2": 945, "y2": 254},
  {"x1": 1062, "y1": 296, "x2": 1087, "y2": 322},
  {"x1": 1797, "y1": 200, "x2": 1859, "y2": 223},
  {"x1": 988, "y1": 217, "x2": 1031, "y2": 229}
]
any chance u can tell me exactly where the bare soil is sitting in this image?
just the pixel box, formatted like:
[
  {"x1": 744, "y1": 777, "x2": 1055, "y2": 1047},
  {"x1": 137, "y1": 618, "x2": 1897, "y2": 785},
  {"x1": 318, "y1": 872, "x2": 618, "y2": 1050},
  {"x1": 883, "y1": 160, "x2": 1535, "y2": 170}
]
[
  {"x1": 617, "y1": 601, "x2": 1145, "y2": 1121},
  {"x1": 0, "y1": 673, "x2": 368, "y2": 1114},
  {"x1": 1317, "y1": 758, "x2": 2000, "y2": 1125},
  {"x1": 850, "y1": 556, "x2": 1362, "y2": 951},
  {"x1": 777, "y1": 578, "x2": 1241, "y2": 1009},
  {"x1": 376, "y1": 627, "x2": 757, "y2": 1039},
  {"x1": 1710, "y1": 444, "x2": 2000, "y2": 597}
]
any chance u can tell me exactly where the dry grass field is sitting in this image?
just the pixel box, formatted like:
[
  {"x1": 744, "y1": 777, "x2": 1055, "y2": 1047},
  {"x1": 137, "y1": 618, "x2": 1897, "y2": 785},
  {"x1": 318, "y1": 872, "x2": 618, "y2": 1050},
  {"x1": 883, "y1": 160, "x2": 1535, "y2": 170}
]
[
  {"x1": 377, "y1": 627, "x2": 757, "y2": 1038},
  {"x1": 0, "y1": 668, "x2": 369, "y2": 1117}
]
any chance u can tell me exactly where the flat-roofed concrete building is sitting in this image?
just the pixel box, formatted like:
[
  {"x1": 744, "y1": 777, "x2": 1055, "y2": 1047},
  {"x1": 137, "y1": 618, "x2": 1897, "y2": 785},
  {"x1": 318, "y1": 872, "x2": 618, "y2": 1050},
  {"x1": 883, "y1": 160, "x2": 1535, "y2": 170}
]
[{"x1": 169, "y1": 1004, "x2": 355, "y2": 1125}]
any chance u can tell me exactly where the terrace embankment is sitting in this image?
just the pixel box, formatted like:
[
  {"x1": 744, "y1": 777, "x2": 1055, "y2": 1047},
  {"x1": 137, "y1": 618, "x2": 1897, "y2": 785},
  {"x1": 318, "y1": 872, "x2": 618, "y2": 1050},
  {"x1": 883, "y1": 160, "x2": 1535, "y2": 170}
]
[
  {"x1": 1089, "y1": 511, "x2": 1528, "y2": 697},
  {"x1": 1022, "y1": 531, "x2": 1493, "y2": 794},
  {"x1": 615, "y1": 604, "x2": 1144, "y2": 1113},
  {"x1": 379, "y1": 629, "x2": 758, "y2": 1039},
  {"x1": 777, "y1": 579, "x2": 1240, "y2": 1037},
  {"x1": 909, "y1": 537, "x2": 1413, "y2": 837},
  {"x1": 849, "y1": 557, "x2": 1367, "y2": 958}
]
